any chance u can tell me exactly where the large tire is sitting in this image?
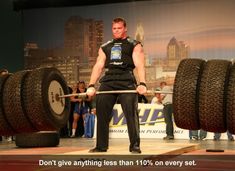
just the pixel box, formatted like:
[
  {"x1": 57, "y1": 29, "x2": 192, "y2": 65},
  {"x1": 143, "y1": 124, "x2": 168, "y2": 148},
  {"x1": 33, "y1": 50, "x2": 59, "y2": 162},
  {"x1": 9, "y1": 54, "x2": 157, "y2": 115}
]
[
  {"x1": 15, "y1": 131, "x2": 60, "y2": 148},
  {"x1": 199, "y1": 60, "x2": 231, "y2": 133},
  {"x1": 226, "y1": 63, "x2": 235, "y2": 134},
  {"x1": 0, "y1": 75, "x2": 16, "y2": 135},
  {"x1": 3, "y1": 71, "x2": 37, "y2": 133},
  {"x1": 173, "y1": 58, "x2": 205, "y2": 130},
  {"x1": 22, "y1": 67, "x2": 70, "y2": 131}
]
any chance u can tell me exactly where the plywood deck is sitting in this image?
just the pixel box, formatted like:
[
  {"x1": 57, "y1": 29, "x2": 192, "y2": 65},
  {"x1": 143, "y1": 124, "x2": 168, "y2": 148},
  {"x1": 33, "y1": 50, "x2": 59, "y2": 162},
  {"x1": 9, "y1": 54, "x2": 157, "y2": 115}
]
[{"x1": 0, "y1": 138, "x2": 234, "y2": 170}]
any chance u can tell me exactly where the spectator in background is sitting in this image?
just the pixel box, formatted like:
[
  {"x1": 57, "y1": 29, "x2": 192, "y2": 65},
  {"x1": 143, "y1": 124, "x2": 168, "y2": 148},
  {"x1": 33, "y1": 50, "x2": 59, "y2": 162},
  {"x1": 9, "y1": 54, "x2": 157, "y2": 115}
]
[
  {"x1": 151, "y1": 88, "x2": 162, "y2": 104},
  {"x1": 214, "y1": 131, "x2": 234, "y2": 141},
  {"x1": 70, "y1": 81, "x2": 91, "y2": 138},
  {"x1": 160, "y1": 82, "x2": 174, "y2": 140}
]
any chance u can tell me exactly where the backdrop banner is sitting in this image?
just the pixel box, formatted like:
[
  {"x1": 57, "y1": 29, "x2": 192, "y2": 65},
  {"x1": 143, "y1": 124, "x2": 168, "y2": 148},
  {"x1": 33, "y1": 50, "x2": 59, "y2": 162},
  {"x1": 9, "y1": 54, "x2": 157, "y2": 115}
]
[{"x1": 93, "y1": 103, "x2": 227, "y2": 140}]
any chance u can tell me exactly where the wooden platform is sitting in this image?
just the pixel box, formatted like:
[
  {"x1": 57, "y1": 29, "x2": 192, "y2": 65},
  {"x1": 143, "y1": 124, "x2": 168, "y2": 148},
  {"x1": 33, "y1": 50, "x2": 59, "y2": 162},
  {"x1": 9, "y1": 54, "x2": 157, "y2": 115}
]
[
  {"x1": 0, "y1": 138, "x2": 198, "y2": 155},
  {"x1": 0, "y1": 138, "x2": 235, "y2": 170}
]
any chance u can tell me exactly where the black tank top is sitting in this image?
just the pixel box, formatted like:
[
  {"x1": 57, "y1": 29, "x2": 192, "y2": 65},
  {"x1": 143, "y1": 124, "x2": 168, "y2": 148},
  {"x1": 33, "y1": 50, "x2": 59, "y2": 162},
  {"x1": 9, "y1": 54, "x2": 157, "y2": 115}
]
[{"x1": 101, "y1": 37, "x2": 141, "y2": 72}]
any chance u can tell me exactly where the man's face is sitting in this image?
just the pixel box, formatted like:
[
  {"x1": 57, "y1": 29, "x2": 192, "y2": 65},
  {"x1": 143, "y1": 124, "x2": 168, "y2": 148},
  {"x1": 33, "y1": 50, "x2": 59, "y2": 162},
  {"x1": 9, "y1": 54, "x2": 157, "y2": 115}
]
[
  {"x1": 112, "y1": 22, "x2": 127, "y2": 39},
  {"x1": 155, "y1": 93, "x2": 161, "y2": 98}
]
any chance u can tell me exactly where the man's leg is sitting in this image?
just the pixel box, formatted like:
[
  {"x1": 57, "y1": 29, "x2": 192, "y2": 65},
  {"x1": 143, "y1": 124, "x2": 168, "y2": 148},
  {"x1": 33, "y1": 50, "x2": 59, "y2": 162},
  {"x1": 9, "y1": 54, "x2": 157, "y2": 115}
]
[
  {"x1": 214, "y1": 132, "x2": 221, "y2": 140},
  {"x1": 189, "y1": 130, "x2": 193, "y2": 139},
  {"x1": 199, "y1": 129, "x2": 207, "y2": 140},
  {"x1": 163, "y1": 104, "x2": 174, "y2": 139},
  {"x1": 191, "y1": 130, "x2": 199, "y2": 140},
  {"x1": 119, "y1": 93, "x2": 141, "y2": 153},
  {"x1": 91, "y1": 93, "x2": 117, "y2": 151},
  {"x1": 226, "y1": 131, "x2": 234, "y2": 141}
]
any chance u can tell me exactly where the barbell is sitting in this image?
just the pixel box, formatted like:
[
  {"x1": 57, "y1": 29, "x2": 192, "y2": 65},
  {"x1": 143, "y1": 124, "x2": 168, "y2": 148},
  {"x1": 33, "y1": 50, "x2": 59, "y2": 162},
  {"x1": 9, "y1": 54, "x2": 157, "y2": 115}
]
[
  {"x1": 1, "y1": 58, "x2": 235, "y2": 136},
  {"x1": 58, "y1": 90, "x2": 173, "y2": 98}
]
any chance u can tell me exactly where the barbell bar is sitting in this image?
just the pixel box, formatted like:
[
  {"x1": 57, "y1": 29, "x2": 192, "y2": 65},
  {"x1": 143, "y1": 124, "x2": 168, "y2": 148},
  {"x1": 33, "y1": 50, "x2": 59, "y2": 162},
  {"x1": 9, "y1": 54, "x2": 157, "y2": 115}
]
[{"x1": 58, "y1": 90, "x2": 173, "y2": 98}]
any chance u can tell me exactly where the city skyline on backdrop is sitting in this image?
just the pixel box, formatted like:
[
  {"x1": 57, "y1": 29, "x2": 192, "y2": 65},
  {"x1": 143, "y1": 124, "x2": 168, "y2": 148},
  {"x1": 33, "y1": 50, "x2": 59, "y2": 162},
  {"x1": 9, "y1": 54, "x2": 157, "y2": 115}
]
[
  {"x1": 23, "y1": 0, "x2": 235, "y2": 88},
  {"x1": 24, "y1": 15, "x2": 188, "y2": 88},
  {"x1": 23, "y1": 0, "x2": 235, "y2": 60}
]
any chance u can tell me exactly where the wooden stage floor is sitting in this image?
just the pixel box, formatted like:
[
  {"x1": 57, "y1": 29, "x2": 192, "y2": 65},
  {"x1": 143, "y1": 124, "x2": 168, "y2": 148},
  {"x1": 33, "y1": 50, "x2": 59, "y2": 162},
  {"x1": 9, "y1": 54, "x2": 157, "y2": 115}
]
[
  {"x1": 0, "y1": 138, "x2": 235, "y2": 170},
  {"x1": 0, "y1": 138, "x2": 198, "y2": 155}
]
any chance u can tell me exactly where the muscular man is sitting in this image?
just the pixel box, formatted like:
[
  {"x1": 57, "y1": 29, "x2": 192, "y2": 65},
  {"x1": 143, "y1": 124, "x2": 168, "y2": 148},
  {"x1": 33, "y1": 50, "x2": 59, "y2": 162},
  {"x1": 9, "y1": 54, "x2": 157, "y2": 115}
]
[{"x1": 86, "y1": 17, "x2": 146, "y2": 153}]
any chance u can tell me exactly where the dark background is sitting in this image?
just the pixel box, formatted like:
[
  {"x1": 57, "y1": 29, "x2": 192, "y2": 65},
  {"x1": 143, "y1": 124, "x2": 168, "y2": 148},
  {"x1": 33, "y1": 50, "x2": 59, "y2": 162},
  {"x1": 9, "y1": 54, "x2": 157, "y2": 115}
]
[{"x1": 0, "y1": 0, "x2": 23, "y2": 72}]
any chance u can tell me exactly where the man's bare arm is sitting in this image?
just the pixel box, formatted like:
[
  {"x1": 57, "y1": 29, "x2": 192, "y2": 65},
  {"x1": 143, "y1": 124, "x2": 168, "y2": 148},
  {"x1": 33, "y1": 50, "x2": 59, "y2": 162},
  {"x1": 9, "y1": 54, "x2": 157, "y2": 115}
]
[
  {"x1": 133, "y1": 43, "x2": 147, "y2": 95},
  {"x1": 133, "y1": 43, "x2": 146, "y2": 83},
  {"x1": 88, "y1": 48, "x2": 106, "y2": 86}
]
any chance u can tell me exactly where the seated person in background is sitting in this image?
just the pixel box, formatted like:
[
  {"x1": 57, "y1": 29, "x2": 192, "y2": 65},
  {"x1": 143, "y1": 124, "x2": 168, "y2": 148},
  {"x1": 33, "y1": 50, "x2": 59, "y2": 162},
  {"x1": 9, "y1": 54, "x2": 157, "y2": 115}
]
[
  {"x1": 214, "y1": 131, "x2": 234, "y2": 141},
  {"x1": 151, "y1": 88, "x2": 162, "y2": 104}
]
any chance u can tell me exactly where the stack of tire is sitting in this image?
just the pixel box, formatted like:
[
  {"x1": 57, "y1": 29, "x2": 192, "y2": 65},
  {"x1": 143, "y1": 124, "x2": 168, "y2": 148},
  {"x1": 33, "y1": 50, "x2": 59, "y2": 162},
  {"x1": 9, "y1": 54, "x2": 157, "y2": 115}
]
[
  {"x1": 0, "y1": 67, "x2": 70, "y2": 147},
  {"x1": 2, "y1": 60, "x2": 235, "y2": 147},
  {"x1": 173, "y1": 58, "x2": 235, "y2": 134}
]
